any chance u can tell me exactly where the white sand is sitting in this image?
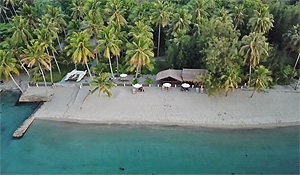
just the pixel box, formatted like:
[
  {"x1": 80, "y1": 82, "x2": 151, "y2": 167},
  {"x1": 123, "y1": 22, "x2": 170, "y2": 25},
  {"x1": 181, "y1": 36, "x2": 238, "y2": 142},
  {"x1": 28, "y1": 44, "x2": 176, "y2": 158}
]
[{"x1": 34, "y1": 86, "x2": 300, "y2": 128}]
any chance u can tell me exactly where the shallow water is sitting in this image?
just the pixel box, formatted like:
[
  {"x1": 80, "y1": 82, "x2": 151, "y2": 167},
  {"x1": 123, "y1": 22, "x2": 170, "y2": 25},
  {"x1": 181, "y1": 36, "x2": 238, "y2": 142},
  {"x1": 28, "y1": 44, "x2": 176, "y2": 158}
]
[{"x1": 1, "y1": 92, "x2": 299, "y2": 174}]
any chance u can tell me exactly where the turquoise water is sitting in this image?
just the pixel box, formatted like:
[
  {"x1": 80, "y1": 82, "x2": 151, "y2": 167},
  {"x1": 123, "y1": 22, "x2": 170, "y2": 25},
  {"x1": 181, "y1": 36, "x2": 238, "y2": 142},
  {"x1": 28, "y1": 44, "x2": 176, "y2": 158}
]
[{"x1": 1, "y1": 92, "x2": 299, "y2": 174}]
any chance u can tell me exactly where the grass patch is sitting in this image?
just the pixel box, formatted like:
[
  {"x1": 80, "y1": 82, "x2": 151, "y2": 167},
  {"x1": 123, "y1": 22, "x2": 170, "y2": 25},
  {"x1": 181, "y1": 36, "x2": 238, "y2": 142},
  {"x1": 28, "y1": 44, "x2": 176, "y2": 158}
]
[{"x1": 35, "y1": 64, "x2": 75, "y2": 83}]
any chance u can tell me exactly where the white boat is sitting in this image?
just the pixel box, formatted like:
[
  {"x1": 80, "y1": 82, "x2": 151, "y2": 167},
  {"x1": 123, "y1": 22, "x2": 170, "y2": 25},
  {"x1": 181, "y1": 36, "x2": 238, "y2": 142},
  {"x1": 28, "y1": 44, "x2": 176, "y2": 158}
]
[
  {"x1": 64, "y1": 69, "x2": 87, "y2": 82},
  {"x1": 64, "y1": 69, "x2": 77, "y2": 81},
  {"x1": 76, "y1": 70, "x2": 87, "y2": 82}
]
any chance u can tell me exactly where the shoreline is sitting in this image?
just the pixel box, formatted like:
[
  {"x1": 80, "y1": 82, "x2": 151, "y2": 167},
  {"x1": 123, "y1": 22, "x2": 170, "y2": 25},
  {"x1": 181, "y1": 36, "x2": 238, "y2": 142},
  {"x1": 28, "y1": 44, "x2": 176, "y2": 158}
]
[
  {"x1": 3, "y1": 84, "x2": 299, "y2": 130},
  {"x1": 36, "y1": 117, "x2": 300, "y2": 130},
  {"x1": 33, "y1": 86, "x2": 299, "y2": 129}
]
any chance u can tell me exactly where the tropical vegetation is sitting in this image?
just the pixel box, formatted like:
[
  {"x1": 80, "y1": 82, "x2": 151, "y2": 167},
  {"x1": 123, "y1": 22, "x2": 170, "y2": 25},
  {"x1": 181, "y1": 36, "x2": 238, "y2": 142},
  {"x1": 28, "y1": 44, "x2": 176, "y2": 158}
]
[{"x1": 0, "y1": 0, "x2": 299, "y2": 97}]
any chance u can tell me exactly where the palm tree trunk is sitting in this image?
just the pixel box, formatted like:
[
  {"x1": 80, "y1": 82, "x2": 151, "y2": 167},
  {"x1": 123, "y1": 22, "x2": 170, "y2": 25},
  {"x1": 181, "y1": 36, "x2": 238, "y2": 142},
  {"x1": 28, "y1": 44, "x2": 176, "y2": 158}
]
[
  {"x1": 9, "y1": 73, "x2": 24, "y2": 93},
  {"x1": 46, "y1": 48, "x2": 53, "y2": 83},
  {"x1": 39, "y1": 63, "x2": 48, "y2": 93},
  {"x1": 8, "y1": 8, "x2": 13, "y2": 16},
  {"x1": 135, "y1": 66, "x2": 139, "y2": 79},
  {"x1": 95, "y1": 53, "x2": 99, "y2": 64},
  {"x1": 51, "y1": 50, "x2": 61, "y2": 74},
  {"x1": 248, "y1": 64, "x2": 252, "y2": 84},
  {"x1": 18, "y1": 57, "x2": 30, "y2": 77},
  {"x1": 108, "y1": 58, "x2": 114, "y2": 79},
  {"x1": 57, "y1": 37, "x2": 63, "y2": 51},
  {"x1": 63, "y1": 28, "x2": 67, "y2": 38},
  {"x1": 295, "y1": 77, "x2": 300, "y2": 90},
  {"x1": 85, "y1": 62, "x2": 93, "y2": 79},
  {"x1": 0, "y1": 13, "x2": 6, "y2": 23},
  {"x1": 49, "y1": 60, "x2": 53, "y2": 83},
  {"x1": 11, "y1": 5, "x2": 16, "y2": 15},
  {"x1": 116, "y1": 55, "x2": 119, "y2": 76},
  {"x1": 293, "y1": 53, "x2": 300, "y2": 71},
  {"x1": 157, "y1": 24, "x2": 161, "y2": 57},
  {"x1": 3, "y1": 9, "x2": 9, "y2": 19}
]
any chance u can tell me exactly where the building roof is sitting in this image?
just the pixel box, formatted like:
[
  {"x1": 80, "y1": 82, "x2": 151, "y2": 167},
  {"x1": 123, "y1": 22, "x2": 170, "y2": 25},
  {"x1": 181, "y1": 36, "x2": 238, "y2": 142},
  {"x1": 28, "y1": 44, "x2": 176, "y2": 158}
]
[
  {"x1": 155, "y1": 69, "x2": 183, "y2": 82},
  {"x1": 156, "y1": 68, "x2": 207, "y2": 82},
  {"x1": 182, "y1": 69, "x2": 207, "y2": 82}
]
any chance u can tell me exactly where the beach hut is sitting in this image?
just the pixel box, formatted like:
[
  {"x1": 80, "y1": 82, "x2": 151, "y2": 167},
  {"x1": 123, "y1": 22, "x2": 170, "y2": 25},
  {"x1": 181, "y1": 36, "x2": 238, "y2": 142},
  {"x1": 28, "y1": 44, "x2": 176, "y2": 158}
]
[
  {"x1": 181, "y1": 69, "x2": 207, "y2": 83},
  {"x1": 156, "y1": 68, "x2": 207, "y2": 85},
  {"x1": 155, "y1": 69, "x2": 183, "y2": 84}
]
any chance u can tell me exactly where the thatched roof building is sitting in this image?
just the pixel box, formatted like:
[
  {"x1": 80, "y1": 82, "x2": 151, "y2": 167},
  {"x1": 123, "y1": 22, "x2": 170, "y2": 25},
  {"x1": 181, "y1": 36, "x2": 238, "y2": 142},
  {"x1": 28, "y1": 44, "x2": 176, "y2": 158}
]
[
  {"x1": 182, "y1": 69, "x2": 207, "y2": 82},
  {"x1": 156, "y1": 68, "x2": 207, "y2": 84},
  {"x1": 155, "y1": 69, "x2": 182, "y2": 83}
]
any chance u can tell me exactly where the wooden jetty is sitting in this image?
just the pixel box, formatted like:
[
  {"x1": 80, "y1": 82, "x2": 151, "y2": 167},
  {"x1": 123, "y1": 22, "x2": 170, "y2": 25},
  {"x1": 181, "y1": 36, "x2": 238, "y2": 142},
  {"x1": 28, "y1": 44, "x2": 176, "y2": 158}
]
[{"x1": 13, "y1": 103, "x2": 42, "y2": 138}]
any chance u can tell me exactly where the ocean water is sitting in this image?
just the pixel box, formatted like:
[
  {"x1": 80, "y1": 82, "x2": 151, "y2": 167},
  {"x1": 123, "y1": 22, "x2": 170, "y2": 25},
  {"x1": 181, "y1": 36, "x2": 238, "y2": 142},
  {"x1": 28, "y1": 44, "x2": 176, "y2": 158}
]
[{"x1": 1, "y1": 92, "x2": 299, "y2": 174}]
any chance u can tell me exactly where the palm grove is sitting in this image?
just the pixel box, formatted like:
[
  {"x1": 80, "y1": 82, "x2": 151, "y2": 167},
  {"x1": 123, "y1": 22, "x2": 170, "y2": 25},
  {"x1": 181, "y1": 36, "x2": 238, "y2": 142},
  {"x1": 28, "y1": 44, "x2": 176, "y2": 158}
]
[{"x1": 0, "y1": 0, "x2": 299, "y2": 97}]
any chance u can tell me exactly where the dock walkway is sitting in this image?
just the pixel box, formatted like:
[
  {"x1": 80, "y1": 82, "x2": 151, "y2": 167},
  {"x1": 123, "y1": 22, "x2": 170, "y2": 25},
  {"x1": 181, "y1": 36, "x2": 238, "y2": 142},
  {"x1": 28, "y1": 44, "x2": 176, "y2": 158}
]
[{"x1": 13, "y1": 103, "x2": 42, "y2": 138}]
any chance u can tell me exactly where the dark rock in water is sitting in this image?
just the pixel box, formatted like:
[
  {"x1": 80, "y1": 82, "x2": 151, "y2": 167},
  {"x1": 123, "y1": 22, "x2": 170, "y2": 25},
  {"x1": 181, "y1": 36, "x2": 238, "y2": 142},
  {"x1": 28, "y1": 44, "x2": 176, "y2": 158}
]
[
  {"x1": 245, "y1": 154, "x2": 248, "y2": 157},
  {"x1": 119, "y1": 167, "x2": 125, "y2": 171},
  {"x1": 231, "y1": 173, "x2": 235, "y2": 175}
]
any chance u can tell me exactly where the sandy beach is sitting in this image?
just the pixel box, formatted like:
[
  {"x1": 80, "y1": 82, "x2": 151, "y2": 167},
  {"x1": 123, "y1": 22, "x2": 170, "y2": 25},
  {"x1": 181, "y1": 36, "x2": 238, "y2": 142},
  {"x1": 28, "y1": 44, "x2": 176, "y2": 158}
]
[{"x1": 30, "y1": 85, "x2": 300, "y2": 128}]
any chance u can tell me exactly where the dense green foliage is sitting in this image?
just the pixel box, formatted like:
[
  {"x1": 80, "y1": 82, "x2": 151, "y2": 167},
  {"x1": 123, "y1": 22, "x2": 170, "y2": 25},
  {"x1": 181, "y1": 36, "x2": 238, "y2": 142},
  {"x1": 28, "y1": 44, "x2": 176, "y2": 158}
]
[{"x1": 0, "y1": 0, "x2": 299, "y2": 96}]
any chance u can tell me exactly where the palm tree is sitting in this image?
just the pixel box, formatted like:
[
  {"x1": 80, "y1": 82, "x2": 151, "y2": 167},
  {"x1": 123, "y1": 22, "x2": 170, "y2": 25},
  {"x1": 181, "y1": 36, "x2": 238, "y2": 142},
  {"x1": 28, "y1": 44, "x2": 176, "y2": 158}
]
[
  {"x1": 111, "y1": 24, "x2": 127, "y2": 76},
  {"x1": 232, "y1": 4, "x2": 244, "y2": 30},
  {"x1": 221, "y1": 70, "x2": 241, "y2": 96},
  {"x1": 66, "y1": 19, "x2": 83, "y2": 36},
  {"x1": 10, "y1": 16, "x2": 32, "y2": 45},
  {"x1": 129, "y1": 1, "x2": 151, "y2": 24},
  {"x1": 283, "y1": 24, "x2": 300, "y2": 71},
  {"x1": 192, "y1": 17, "x2": 208, "y2": 37},
  {"x1": 0, "y1": 37, "x2": 30, "y2": 77},
  {"x1": 0, "y1": 0, "x2": 9, "y2": 23},
  {"x1": 92, "y1": 63, "x2": 108, "y2": 75},
  {"x1": 37, "y1": 15, "x2": 62, "y2": 58},
  {"x1": 90, "y1": 73, "x2": 116, "y2": 97},
  {"x1": 84, "y1": 9, "x2": 104, "y2": 37},
  {"x1": 4, "y1": 0, "x2": 16, "y2": 15},
  {"x1": 169, "y1": 8, "x2": 192, "y2": 36},
  {"x1": 70, "y1": 0, "x2": 85, "y2": 20},
  {"x1": 105, "y1": 0, "x2": 127, "y2": 27},
  {"x1": 95, "y1": 27, "x2": 122, "y2": 79},
  {"x1": 250, "y1": 65, "x2": 273, "y2": 98},
  {"x1": 240, "y1": 32, "x2": 269, "y2": 83},
  {"x1": 83, "y1": 0, "x2": 102, "y2": 13},
  {"x1": 0, "y1": 50, "x2": 24, "y2": 93},
  {"x1": 248, "y1": 8, "x2": 274, "y2": 34},
  {"x1": 38, "y1": 15, "x2": 65, "y2": 53},
  {"x1": 17, "y1": 3, "x2": 38, "y2": 29},
  {"x1": 126, "y1": 38, "x2": 154, "y2": 78},
  {"x1": 187, "y1": 0, "x2": 209, "y2": 22},
  {"x1": 129, "y1": 21, "x2": 153, "y2": 46},
  {"x1": 34, "y1": 28, "x2": 58, "y2": 83},
  {"x1": 45, "y1": 5, "x2": 67, "y2": 38},
  {"x1": 21, "y1": 41, "x2": 51, "y2": 90},
  {"x1": 150, "y1": 0, "x2": 171, "y2": 57},
  {"x1": 66, "y1": 31, "x2": 95, "y2": 78}
]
